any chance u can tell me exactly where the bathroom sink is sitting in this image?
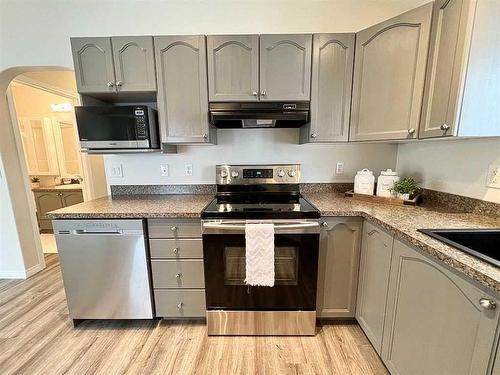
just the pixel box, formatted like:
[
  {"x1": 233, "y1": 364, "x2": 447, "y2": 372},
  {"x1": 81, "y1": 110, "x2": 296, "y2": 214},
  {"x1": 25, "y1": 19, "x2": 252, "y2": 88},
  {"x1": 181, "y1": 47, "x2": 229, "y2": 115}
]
[{"x1": 418, "y1": 229, "x2": 500, "y2": 267}]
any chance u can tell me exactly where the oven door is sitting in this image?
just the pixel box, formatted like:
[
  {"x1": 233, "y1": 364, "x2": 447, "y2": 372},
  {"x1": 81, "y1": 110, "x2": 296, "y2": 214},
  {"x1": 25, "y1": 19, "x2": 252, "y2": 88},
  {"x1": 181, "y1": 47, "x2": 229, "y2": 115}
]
[{"x1": 202, "y1": 219, "x2": 319, "y2": 311}]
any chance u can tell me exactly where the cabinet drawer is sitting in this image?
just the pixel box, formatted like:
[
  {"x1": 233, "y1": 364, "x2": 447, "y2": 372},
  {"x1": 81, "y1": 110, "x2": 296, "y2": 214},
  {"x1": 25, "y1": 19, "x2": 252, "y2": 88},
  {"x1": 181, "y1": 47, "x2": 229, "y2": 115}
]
[
  {"x1": 151, "y1": 259, "x2": 205, "y2": 288},
  {"x1": 150, "y1": 238, "x2": 203, "y2": 259},
  {"x1": 154, "y1": 289, "x2": 206, "y2": 318},
  {"x1": 148, "y1": 219, "x2": 201, "y2": 239}
]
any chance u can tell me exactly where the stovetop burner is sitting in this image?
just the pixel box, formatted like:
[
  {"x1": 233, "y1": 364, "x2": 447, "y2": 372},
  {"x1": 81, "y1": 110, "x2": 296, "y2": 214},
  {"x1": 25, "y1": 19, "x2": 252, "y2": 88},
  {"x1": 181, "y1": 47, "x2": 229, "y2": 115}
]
[{"x1": 201, "y1": 164, "x2": 320, "y2": 219}]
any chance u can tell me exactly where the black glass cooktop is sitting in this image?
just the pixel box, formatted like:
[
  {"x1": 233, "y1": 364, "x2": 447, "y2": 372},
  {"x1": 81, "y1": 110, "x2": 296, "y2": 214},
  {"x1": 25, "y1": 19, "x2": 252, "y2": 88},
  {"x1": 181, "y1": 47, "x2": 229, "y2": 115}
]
[{"x1": 201, "y1": 196, "x2": 320, "y2": 219}]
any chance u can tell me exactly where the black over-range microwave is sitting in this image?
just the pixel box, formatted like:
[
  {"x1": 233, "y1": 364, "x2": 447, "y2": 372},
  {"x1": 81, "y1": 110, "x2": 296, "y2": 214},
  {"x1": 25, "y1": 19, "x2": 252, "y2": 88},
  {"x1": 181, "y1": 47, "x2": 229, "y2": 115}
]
[{"x1": 75, "y1": 106, "x2": 159, "y2": 151}]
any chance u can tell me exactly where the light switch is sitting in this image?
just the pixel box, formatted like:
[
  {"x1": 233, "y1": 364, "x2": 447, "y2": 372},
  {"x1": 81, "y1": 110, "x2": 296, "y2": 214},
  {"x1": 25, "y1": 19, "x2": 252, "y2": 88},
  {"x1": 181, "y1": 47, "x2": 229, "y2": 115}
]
[
  {"x1": 110, "y1": 164, "x2": 123, "y2": 178},
  {"x1": 335, "y1": 162, "x2": 345, "y2": 175},
  {"x1": 185, "y1": 163, "x2": 193, "y2": 176},
  {"x1": 160, "y1": 164, "x2": 169, "y2": 177}
]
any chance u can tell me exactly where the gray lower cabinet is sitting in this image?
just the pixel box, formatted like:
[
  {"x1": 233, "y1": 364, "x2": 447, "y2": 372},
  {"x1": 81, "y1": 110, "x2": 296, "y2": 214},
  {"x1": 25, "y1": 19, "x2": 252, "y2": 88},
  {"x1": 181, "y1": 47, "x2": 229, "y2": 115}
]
[
  {"x1": 148, "y1": 218, "x2": 205, "y2": 319},
  {"x1": 316, "y1": 217, "x2": 362, "y2": 318},
  {"x1": 259, "y1": 34, "x2": 312, "y2": 101},
  {"x1": 350, "y1": 3, "x2": 432, "y2": 141},
  {"x1": 355, "y1": 221, "x2": 394, "y2": 354},
  {"x1": 71, "y1": 36, "x2": 156, "y2": 94},
  {"x1": 34, "y1": 190, "x2": 83, "y2": 231},
  {"x1": 154, "y1": 35, "x2": 215, "y2": 144},
  {"x1": 207, "y1": 35, "x2": 259, "y2": 102},
  {"x1": 381, "y1": 239, "x2": 499, "y2": 375},
  {"x1": 301, "y1": 33, "x2": 355, "y2": 143}
]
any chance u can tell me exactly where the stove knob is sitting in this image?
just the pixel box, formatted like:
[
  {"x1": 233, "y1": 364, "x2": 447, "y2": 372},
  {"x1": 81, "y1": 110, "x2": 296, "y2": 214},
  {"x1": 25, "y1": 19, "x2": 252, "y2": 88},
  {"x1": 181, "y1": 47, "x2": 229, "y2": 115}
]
[
  {"x1": 231, "y1": 170, "x2": 239, "y2": 178},
  {"x1": 220, "y1": 170, "x2": 228, "y2": 178},
  {"x1": 288, "y1": 170, "x2": 296, "y2": 177},
  {"x1": 277, "y1": 170, "x2": 285, "y2": 178}
]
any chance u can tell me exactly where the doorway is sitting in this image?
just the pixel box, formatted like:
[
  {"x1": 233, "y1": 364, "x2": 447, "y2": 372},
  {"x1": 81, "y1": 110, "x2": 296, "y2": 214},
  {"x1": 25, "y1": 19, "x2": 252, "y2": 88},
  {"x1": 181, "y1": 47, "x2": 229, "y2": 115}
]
[{"x1": 7, "y1": 70, "x2": 108, "y2": 253}]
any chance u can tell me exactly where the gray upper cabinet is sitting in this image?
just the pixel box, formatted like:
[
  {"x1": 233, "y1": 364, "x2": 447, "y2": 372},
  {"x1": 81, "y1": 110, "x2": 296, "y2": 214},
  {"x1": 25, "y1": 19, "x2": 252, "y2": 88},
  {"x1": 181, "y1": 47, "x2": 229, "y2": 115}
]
[
  {"x1": 382, "y1": 239, "x2": 499, "y2": 375},
  {"x1": 154, "y1": 35, "x2": 213, "y2": 144},
  {"x1": 71, "y1": 37, "x2": 116, "y2": 94},
  {"x1": 71, "y1": 36, "x2": 156, "y2": 94},
  {"x1": 419, "y1": 0, "x2": 474, "y2": 139},
  {"x1": 207, "y1": 35, "x2": 259, "y2": 101},
  {"x1": 304, "y1": 33, "x2": 355, "y2": 143},
  {"x1": 259, "y1": 34, "x2": 312, "y2": 101},
  {"x1": 111, "y1": 36, "x2": 156, "y2": 92},
  {"x1": 356, "y1": 221, "x2": 394, "y2": 355},
  {"x1": 316, "y1": 217, "x2": 362, "y2": 318},
  {"x1": 350, "y1": 4, "x2": 432, "y2": 141}
]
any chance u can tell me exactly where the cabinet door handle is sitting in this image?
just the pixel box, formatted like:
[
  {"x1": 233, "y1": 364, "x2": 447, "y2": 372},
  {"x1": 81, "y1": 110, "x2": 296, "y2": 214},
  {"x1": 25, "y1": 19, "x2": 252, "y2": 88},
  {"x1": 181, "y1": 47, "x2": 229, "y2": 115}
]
[
  {"x1": 175, "y1": 273, "x2": 182, "y2": 279},
  {"x1": 177, "y1": 302, "x2": 184, "y2": 309},
  {"x1": 367, "y1": 229, "x2": 377, "y2": 236},
  {"x1": 172, "y1": 247, "x2": 179, "y2": 254},
  {"x1": 202, "y1": 133, "x2": 208, "y2": 140},
  {"x1": 407, "y1": 128, "x2": 415, "y2": 135},
  {"x1": 252, "y1": 91, "x2": 258, "y2": 97},
  {"x1": 440, "y1": 124, "x2": 450, "y2": 131},
  {"x1": 321, "y1": 221, "x2": 328, "y2": 227},
  {"x1": 107, "y1": 81, "x2": 114, "y2": 88},
  {"x1": 479, "y1": 298, "x2": 496, "y2": 310},
  {"x1": 170, "y1": 226, "x2": 178, "y2": 231},
  {"x1": 310, "y1": 133, "x2": 317, "y2": 139},
  {"x1": 260, "y1": 90, "x2": 266, "y2": 97},
  {"x1": 115, "y1": 81, "x2": 122, "y2": 87}
]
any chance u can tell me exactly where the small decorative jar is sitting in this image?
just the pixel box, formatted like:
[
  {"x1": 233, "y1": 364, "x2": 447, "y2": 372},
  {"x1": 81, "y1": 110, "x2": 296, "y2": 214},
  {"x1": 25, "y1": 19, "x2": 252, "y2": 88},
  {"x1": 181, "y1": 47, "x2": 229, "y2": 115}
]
[
  {"x1": 376, "y1": 169, "x2": 400, "y2": 197},
  {"x1": 354, "y1": 169, "x2": 375, "y2": 195}
]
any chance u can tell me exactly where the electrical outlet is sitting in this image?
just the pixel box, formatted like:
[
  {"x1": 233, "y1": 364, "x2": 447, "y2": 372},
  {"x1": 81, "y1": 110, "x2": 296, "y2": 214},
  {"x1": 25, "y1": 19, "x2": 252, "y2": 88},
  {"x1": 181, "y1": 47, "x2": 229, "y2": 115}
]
[
  {"x1": 335, "y1": 162, "x2": 345, "y2": 175},
  {"x1": 185, "y1": 163, "x2": 193, "y2": 176},
  {"x1": 160, "y1": 164, "x2": 169, "y2": 177},
  {"x1": 110, "y1": 164, "x2": 123, "y2": 178},
  {"x1": 486, "y1": 164, "x2": 500, "y2": 189}
]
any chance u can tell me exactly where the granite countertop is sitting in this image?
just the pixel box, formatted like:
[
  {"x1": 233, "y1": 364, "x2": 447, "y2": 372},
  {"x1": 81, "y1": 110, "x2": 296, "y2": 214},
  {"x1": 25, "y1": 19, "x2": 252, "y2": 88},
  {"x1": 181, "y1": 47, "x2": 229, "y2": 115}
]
[
  {"x1": 48, "y1": 192, "x2": 500, "y2": 293},
  {"x1": 32, "y1": 184, "x2": 83, "y2": 192}
]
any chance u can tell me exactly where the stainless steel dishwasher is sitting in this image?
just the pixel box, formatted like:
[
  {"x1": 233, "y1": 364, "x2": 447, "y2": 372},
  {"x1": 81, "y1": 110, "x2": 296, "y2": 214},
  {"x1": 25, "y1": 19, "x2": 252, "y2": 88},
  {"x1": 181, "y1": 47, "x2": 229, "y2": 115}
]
[{"x1": 53, "y1": 219, "x2": 153, "y2": 324}]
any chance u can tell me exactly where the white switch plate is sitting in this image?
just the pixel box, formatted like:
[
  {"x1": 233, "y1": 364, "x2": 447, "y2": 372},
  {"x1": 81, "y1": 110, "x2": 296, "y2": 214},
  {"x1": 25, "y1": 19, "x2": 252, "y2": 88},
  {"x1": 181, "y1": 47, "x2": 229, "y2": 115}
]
[
  {"x1": 110, "y1": 164, "x2": 123, "y2": 178},
  {"x1": 160, "y1": 164, "x2": 169, "y2": 177},
  {"x1": 335, "y1": 162, "x2": 345, "y2": 175},
  {"x1": 486, "y1": 164, "x2": 500, "y2": 189},
  {"x1": 185, "y1": 163, "x2": 193, "y2": 176}
]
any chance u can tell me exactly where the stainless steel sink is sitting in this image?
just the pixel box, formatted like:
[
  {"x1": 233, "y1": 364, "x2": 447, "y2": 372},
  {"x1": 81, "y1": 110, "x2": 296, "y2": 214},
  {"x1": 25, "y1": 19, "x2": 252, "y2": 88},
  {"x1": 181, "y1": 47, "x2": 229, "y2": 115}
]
[{"x1": 418, "y1": 229, "x2": 500, "y2": 267}]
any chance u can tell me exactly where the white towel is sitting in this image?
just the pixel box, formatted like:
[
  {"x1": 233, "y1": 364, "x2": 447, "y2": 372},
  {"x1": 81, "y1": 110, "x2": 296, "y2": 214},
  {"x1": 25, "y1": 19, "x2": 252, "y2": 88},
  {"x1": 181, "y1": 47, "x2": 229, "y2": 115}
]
[{"x1": 245, "y1": 223, "x2": 275, "y2": 287}]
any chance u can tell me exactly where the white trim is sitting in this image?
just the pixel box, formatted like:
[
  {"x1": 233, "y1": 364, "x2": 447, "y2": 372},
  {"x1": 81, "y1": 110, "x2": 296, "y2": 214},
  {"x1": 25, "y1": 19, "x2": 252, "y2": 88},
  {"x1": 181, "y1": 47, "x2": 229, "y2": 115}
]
[
  {"x1": 13, "y1": 76, "x2": 78, "y2": 100},
  {"x1": 0, "y1": 270, "x2": 27, "y2": 279},
  {"x1": 26, "y1": 263, "x2": 45, "y2": 278}
]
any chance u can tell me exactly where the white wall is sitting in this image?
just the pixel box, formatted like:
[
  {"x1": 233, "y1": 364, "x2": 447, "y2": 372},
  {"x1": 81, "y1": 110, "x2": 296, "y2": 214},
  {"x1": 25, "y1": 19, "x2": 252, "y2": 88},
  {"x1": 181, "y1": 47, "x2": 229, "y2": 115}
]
[
  {"x1": 106, "y1": 129, "x2": 398, "y2": 185},
  {"x1": 397, "y1": 138, "x2": 500, "y2": 203}
]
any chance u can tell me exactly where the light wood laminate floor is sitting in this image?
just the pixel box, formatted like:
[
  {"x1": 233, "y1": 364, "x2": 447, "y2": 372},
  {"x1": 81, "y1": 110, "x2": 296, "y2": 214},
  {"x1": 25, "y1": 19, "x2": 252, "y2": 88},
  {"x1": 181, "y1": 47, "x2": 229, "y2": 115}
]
[{"x1": 0, "y1": 255, "x2": 388, "y2": 375}]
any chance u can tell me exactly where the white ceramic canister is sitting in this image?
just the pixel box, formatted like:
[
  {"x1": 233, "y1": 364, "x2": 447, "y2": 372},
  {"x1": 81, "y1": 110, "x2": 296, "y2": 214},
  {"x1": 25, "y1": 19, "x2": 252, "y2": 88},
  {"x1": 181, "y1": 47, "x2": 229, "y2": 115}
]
[
  {"x1": 376, "y1": 169, "x2": 400, "y2": 197},
  {"x1": 354, "y1": 169, "x2": 375, "y2": 195}
]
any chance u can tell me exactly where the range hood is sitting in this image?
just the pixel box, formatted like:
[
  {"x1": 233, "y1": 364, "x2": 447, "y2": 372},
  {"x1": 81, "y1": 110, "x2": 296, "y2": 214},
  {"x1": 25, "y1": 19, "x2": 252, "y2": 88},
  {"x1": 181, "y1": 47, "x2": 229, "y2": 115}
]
[{"x1": 209, "y1": 102, "x2": 310, "y2": 128}]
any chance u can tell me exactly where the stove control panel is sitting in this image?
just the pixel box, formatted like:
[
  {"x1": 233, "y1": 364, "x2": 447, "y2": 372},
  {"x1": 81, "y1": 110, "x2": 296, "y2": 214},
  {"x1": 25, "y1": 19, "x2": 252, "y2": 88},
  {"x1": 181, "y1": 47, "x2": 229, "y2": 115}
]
[{"x1": 216, "y1": 164, "x2": 300, "y2": 185}]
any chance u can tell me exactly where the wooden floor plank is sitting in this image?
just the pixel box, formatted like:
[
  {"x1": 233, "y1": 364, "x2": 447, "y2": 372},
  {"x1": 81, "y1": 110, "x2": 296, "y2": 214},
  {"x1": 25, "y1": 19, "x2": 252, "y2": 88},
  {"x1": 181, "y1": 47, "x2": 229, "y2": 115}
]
[{"x1": 0, "y1": 254, "x2": 388, "y2": 375}]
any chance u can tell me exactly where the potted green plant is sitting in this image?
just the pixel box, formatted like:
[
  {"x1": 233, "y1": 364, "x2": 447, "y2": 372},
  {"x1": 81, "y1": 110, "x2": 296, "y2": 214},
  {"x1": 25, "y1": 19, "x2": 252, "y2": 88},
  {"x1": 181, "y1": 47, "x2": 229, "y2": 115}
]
[
  {"x1": 391, "y1": 177, "x2": 420, "y2": 200},
  {"x1": 30, "y1": 176, "x2": 40, "y2": 189}
]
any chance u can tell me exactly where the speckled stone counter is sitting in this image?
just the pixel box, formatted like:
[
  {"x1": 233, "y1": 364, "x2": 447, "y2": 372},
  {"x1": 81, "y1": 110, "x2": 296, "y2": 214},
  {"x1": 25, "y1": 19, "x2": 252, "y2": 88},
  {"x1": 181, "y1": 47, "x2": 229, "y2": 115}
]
[
  {"x1": 49, "y1": 192, "x2": 500, "y2": 293},
  {"x1": 305, "y1": 193, "x2": 500, "y2": 293},
  {"x1": 32, "y1": 185, "x2": 83, "y2": 192},
  {"x1": 48, "y1": 194, "x2": 213, "y2": 219}
]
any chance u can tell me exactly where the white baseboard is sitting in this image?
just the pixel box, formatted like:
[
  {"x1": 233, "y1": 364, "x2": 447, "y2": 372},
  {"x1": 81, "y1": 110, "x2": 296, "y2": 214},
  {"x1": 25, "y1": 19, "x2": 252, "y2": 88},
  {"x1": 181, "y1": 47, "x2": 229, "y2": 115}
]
[
  {"x1": 26, "y1": 263, "x2": 45, "y2": 278},
  {"x1": 0, "y1": 270, "x2": 27, "y2": 279}
]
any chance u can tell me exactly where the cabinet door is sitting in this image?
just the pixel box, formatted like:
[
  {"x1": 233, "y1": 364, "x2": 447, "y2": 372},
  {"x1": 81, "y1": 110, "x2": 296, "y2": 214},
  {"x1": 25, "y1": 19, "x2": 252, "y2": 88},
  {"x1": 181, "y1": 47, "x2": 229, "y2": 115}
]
[
  {"x1": 382, "y1": 239, "x2": 499, "y2": 375},
  {"x1": 21, "y1": 118, "x2": 59, "y2": 175},
  {"x1": 419, "y1": 0, "x2": 475, "y2": 138},
  {"x1": 207, "y1": 35, "x2": 259, "y2": 101},
  {"x1": 71, "y1": 37, "x2": 116, "y2": 93},
  {"x1": 154, "y1": 35, "x2": 211, "y2": 144},
  {"x1": 52, "y1": 120, "x2": 81, "y2": 176},
  {"x1": 35, "y1": 192, "x2": 63, "y2": 220},
  {"x1": 259, "y1": 34, "x2": 312, "y2": 101},
  {"x1": 61, "y1": 191, "x2": 84, "y2": 207},
  {"x1": 316, "y1": 217, "x2": 362, "y2": 318},
  {"x1": 493, "y1": 342, "x2": 500, "y2": 375},
  {"x1": 111, "y1": 36, "x2": 157, "y2": 92},
  {"x1": 350, "y1": 4, "x2": 432, "y2": 141},
  {"x1": 308, "y1": 33, "x2": 355, "y2": 142},
  {"x1": 355, "y1": 221, "x2": 394, "y2": 354}
]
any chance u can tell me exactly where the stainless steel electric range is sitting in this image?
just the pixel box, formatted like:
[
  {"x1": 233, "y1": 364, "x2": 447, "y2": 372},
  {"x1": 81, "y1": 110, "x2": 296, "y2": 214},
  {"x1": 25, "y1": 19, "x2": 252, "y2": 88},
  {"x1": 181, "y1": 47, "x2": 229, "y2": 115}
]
[{"x1": 201, "y1": 164, "x2": 321, "y2": 336}]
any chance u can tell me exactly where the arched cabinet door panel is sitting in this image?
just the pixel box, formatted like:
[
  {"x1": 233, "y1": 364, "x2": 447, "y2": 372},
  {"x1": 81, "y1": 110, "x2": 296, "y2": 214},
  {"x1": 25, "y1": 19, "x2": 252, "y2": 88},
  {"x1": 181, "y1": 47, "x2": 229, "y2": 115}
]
[
  {"x1": 71, "y1": 37, "x2": 116, "y2": 93},
  {"x1": 154, "y1": 35, "x2": 213, "y2": 144},
  {"x1": 259, "y1": 34, "x2": 312, "y2": 101},
  {"x1": 112, "y1": 36, "x2": 157, "y2": 92},
  {"x1": 350, "y1": 4, "x2": 432, "y2": 141},
  {"x1": 207, "y1": 35, "x2": 259, "y2": 101},
  {"x1": 382, "y1": 239, "x2": 499, "y2": 375}
]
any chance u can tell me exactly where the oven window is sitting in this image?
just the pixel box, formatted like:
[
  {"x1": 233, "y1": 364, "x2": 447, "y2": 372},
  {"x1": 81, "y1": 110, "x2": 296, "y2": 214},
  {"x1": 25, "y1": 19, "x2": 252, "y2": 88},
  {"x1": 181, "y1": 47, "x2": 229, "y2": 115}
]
[{"x1": 224, "y1": 246, "x2": 298, "y2": 286}]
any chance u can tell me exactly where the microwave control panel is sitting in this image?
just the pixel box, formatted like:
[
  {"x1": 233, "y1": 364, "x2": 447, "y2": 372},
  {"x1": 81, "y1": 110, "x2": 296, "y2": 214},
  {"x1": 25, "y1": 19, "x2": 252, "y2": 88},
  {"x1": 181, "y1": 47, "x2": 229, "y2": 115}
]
[{"x1": 134, "y1": 107, "x2": 148, "y2": 140}]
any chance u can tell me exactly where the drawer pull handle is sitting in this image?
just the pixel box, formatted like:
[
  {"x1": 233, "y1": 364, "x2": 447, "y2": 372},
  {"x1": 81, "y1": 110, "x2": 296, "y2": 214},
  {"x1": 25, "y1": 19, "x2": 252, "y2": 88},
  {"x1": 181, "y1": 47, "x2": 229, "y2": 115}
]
[
  {"x1": 177, "y1": 302, "x2": 184, "y2": 309},
  {"x1": 321, "y1": 222, "x2": 328, "y2": 227},
  {"x1": 479, "y1": 298, "x2": 496, "y2": 310},
  {"x1": 170, "y1": 226, "x2": 178, "y2": 231},
  {"x1": 367, "y1": 229, "x2": 377, "y2": 236},
  {"x1": 172, "y1": 248, "x2": 179, "y2": 254},
  {"x1": 175, "y1": 273, "x2": 182, "y2": 279}
]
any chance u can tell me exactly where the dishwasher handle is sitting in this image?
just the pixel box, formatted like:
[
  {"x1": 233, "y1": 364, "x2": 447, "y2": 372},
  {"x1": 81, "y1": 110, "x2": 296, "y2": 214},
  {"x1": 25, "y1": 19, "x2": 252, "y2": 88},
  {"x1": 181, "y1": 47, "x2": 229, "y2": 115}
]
[{"x1": 56, "y1": 229, "x2": 143, "y2": 235}]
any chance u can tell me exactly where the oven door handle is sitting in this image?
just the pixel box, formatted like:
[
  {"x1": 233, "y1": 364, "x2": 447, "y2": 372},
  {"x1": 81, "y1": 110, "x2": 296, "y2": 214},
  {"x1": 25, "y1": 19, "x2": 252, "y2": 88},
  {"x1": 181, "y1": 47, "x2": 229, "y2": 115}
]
[{"x1": 202, "y1": 222, "x2": 319, "y2": 230}]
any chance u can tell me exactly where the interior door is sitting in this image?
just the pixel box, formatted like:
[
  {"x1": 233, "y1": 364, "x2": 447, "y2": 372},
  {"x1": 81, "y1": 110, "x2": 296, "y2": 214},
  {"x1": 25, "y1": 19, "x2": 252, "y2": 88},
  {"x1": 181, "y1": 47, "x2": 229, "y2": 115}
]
[
  {"x1": 112, "y1": 36, "x2": 157, "y2": 92},
  {"x1": 207, "y1": 35, "x2": 259, "y2": 101},
  {"x1": 71, "y1": 37, "x2": 116, "y2": 93},
  {"x1": 350, "y1": 4, "x2": 433, "y2": 141},
  {"x1": 259, "y1": 34, "x2": 312, "y2": 101}
]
